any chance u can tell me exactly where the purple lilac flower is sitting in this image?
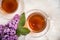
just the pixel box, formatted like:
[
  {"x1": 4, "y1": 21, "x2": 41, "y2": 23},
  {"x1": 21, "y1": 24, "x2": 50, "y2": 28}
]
[
  {"x1": 0, "y1": 14, "x2": 20, "y2": 40},
  {"x1": 3, "y1": 27, "x2": 16, "y2": 36},
  {"x1": 12, "y1": 14, "x2": 20, "y2": 24},
  {"x1": 9, "y1": 22, "x2": 18, "y2": 30},
  {"x1": 2, "y1": 35, "x2": 18, "y2": 40},
  {"x1": 8, "y1": 14, "x2": 20, "y2": 30}
]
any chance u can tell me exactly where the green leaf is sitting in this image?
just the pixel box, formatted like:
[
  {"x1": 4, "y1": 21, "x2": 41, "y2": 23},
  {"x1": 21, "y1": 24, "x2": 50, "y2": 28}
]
[
  {"x1": 19, "y1": 13, "x2": 25, "y2": 26},
  {"x1": 20, "y1": 28, "x2": 30, "y2": 35},
  {"x1": 16, "y1": 29, "x2": 21, "y2": 36},
  {"x1": 16, "y1": 13, "x2": 30, "y2": 36},
  {"x1": 16, "y1": 13, "x2": 26, "y2": 36},
  {"x1": 18, "y1": 13, "x2": 25, "y2": 29}
]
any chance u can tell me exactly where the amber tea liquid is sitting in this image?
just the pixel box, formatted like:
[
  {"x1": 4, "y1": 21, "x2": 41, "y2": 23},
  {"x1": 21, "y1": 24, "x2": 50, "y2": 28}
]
[
  {"x1": 1, "y1": 0, "x2": 18, "y2": 13},
  {"x1": 27, "y1": 12, "x2": 47, "y2": 33}
]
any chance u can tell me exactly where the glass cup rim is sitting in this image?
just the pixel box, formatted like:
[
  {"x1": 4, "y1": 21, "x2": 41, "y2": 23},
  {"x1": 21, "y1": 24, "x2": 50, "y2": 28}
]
[{"x1": 26, "y1": 9, "x2": 50, "y2": 37}]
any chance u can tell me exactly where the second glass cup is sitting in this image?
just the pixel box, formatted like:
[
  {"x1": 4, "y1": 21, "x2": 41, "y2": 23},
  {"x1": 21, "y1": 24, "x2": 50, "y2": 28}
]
[{"x1": 25, "y1": 9, "x2": 50, "y2": 38}]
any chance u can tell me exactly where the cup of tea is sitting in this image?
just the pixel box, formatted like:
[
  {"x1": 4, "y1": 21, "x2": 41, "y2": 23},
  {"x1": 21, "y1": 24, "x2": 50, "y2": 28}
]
[
  {"x1": 26, "y1": 9, "x2": 50, "y2": 37},
  {"x1": 0, "y1": 0, "x2": 24, "y2": 20}
]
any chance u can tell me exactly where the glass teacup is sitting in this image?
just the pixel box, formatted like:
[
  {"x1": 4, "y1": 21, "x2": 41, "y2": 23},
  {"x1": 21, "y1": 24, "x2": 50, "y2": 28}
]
[
  {"x1": 0, "y1": 0, "x2": 24, "y2": 20},
  {"x1": 25, "y1": 9, "x2": 50, "y2": 38}
]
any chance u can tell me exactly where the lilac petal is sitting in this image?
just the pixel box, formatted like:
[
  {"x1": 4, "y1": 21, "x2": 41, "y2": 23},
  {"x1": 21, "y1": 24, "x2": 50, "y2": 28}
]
[
  {"x1": 9, "y1": 22, "x2": 12, "y2": 27},
  {"x1": 14, "y1": 35, "x2": 18, "y2": 39},
  {"x1": 9, "y1": 22, "x2": 18, "y2": 30},
  {"x1": 13, "y1": 14, "x2": 20, "y2": 19},
  {"x1": 0, "y1": 31, "x2": 2, "y2": 34},
  {"x1": 0, "y1": 25, "x2": 4, "y2": 34},
  {"x1": 0, "y1": 25, "x2": 3, "y2": 30},
  {"x1": 9, "y1": 29, "x2": 16, "y2": 35},
  {"x1": 2, "y1": 35, "x2": 9, "y2": 40},
  {"x1": 3, "y1": 27, "x2": 10, "y2": 35},
  {"x1": 12, "y1": 20, "x2": 16, "y2": 25},
  {"x1": 4, "y1": 27, "x2": 10, "y2": 33},
  {"x1": 13, "y1": 24, "x2": 18, "y2": 30},
  {"x1": 9, "y1": 35, "x2": 18, "y2": 40},
  {"x1": 5, "y1": 24, "x2": 9, "y2": 27}
]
